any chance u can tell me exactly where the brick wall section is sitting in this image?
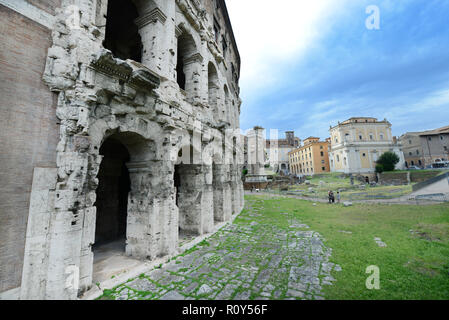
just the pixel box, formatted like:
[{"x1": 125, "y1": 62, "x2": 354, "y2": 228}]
[
  {"x1": 0, "y1": 5, "x2": 59, "y2": 292},
  {"x1": 410, "y1": 170, "x2": 442, "y2": 183},
  {"x1": 378, "y1": 172, "x2": 408, "y2": 185},
  {"x1": 26, "y1": 0, "x2": 61, "y2": 15}
]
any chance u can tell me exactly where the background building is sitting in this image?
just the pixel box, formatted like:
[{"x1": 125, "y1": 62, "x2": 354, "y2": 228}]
[
  {"x1": 266, "y1": 131, "x2": 300, "y2": 174},
  {"x1": 328, "y1": 117, "x2": 405, "y2": 175},
  {"x1": 246, "y1": 126, "x2": 266, "y2": 175},
  {"x1": 399, "y1": 132, "x2": 425, "y2": 168},
  {"x1": 399, "y1": 125, "x2": 449, "y2": 168},
  {"x1": 418, "y1": 125, "x2": 449, "y2": 166},
  {"x1": 289, "y1": 137, "x2": 330, "y2": 176}
]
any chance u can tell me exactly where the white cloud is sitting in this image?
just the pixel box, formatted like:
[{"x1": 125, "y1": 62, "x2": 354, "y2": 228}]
[{"x1": 226, "y1": 0, "x2": 349, "y2": 94}]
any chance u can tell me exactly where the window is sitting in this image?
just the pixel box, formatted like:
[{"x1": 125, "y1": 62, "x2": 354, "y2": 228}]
[
  {"x1": 359, "y1": 135, "x2": 363, "y2": 140},
  {"x1": 213, "y1": 17, "x2": 221, "y2": 43},
  {"x1": 428, "y1": 137, "x2": 432, "y2": 141},
  {"x1": 176, "y1": 30, "x2": 198, "y2": 96},
  {"x1": 440, "y1": 136, "x2": 444, "y2": 140},
  {"x1": 380, "y1": 134, "x2": 384, "y2": 140},
  {"x1": 222, "y1": 35, "x2": 228, "y2": 57},
  {"x1": 416, "y1": 150, "x2": 420, "y2": 155},
  {"x1": 320, "y1": 151, "x2": 324, "y2": 156},
  {"x1": 362, "y1": 153, "x2": 366, "y2": 157},
  {"x1": 321, "y1": 160, "x2": 325, "y2": 164},
  {"x1": 103, "y1": 0, "x2": 143, "y2": 62},
  {"x1": 409, "y1": 140, "x2": 412, "y2": 145},
  {"x1": 208, "y1": 62, "x2": 219, "y2": 110},
  {"x1": 322, "y1": 167, "x2": 326, "y2": 171},
  {"x1": 370, "y1": 134, "x2": 373, "y2": 140},
  {"x1": 337, "y1": 155, "x2": 340, "y2": 162},
  {"x1": 409, "y1": 152, "x2": 412, "y2": 156},
  {"x1": 444, "y1": 146, "x2": 448, "y2": 151}
]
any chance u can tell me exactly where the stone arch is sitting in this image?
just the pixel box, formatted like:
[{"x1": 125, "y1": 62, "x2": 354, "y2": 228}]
[
  {"x1": 86, "y1": 129, "x2": 169, "y2": 287},
  {"x1": 224, "y1": 84, "x2": 230, "y2": 123},
  {"x1": 211, "y1": 150, "x2": 231, "y2": 223},
  {"x1": 176, "y1": 26, "x2": 201, "y2": 103},
  {"x1": 103, "y1": 0, "x2": 143, "y2": 62},
  {"x1": 208, "y1": 62, "x2": 219, "y2": 112},
  {"x1": 174, "y1": 142, "x2": 213, "y2": 236},
  {"x1": 89, "y1": 115, "x2": 162, "y2": 157}
]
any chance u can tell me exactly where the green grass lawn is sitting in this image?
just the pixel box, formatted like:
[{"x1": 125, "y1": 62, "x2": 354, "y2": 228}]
[{"x1": 246, "y1": 194, "x2": 449, "y2": 299}]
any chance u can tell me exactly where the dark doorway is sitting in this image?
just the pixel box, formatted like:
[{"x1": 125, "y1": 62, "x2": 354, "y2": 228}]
[
  {"x1": 94, "y1": 137, "x2": 131, "y2": 249},
  {"x1": 103, "y1": 0, "x2": 143, "y2": 62},
  {"x1": 176, "y1": 53, "x2": 186, "y2": 90},
  {"x1": 174, "y1": 164, "x2": 181, "y2": 207}
]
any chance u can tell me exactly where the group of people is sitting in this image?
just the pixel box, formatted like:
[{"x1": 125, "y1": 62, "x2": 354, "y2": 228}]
[{"x1": 328, "y1": 190, "x2": 341, "y2": 203}]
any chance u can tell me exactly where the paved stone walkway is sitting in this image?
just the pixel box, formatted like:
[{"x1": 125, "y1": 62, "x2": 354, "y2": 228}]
[{"x1": 101, "y1": 198, "x2": 341, "y2": 300}]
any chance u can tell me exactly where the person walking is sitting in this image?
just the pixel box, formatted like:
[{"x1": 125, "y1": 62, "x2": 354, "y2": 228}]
[{"x1": 336, "y1": 191, "x2": 341, "y2": 203}]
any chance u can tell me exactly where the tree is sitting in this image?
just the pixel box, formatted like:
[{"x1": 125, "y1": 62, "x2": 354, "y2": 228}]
[{"x1": 376, "y1": 151, "x2": 399, "y2": 172}]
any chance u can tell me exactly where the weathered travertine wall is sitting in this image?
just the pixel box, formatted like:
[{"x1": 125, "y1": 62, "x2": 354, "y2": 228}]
[
  {"x1": 0, "y1": 3, "x2": 60, "y2": 295},
  {"x1": 0, "y1": 0, "x2": 244, "y2": 300}
]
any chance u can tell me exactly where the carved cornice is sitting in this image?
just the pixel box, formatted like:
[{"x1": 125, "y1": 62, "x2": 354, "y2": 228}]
[
  {"x1": 135, "y1": 7, "x2": 167, "y2": 28},
  {"x1": 175, "y1": 26, "x2": 183, "y2": 38},
  {"x1": 129, "y1": 69, "x2": 161, "y2": 92},
  {"x1": 91, "y1": 50, "x2": 160, "y2": 92},
  {"x1": 91, "y1": 50, "x2": 133, "y2": 81},
  {"x1": 184, "y1": 53, "x2": 204, "y2": 65}
]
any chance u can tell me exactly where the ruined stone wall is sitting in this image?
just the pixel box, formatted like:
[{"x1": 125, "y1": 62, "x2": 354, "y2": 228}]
[
  {"x1": 0, "y1": 0, "x2": 244, "y2": 300},
  {"x1": 0, "y1": 4, "x2": 59, "y2": 294},
  {"x1": 25, "y1": 0, "x2": 62, "y2": 15}
]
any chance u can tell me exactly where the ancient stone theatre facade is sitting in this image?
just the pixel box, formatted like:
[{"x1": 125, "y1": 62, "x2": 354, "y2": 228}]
[{"x1": 0, "y1": 0, "x2": 243, "y2": 300}]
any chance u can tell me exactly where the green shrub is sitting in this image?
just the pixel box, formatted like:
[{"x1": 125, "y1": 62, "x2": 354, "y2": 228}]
[{"x1": 376, "y1": 151, "x2": 399, "y2": 172}]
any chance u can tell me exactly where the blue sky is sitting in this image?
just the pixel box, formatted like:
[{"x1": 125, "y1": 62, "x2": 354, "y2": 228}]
[{"x1": 226, "y1": 0, "x2": 449, "y2": 139}]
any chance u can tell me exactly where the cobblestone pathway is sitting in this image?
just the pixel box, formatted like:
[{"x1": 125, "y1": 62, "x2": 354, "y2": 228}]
[{"x1": 101, "y1": 198, "x2": 341, "y2": 300}]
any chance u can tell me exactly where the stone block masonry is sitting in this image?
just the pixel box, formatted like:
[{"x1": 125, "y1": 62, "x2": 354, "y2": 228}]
[
  {"x1": 0, "y1": 3, "x2": 59, "y2": 295},
  {"x1": 0, "y1": 0, "x2": 244, "y2": 300}
]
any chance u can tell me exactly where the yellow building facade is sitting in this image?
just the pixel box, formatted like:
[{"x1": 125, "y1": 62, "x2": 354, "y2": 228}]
[
  {"x1": 329, "y1": 117, "x2": 405, "y2": 174},
  {"x1": 288, "y1": 137, "x2": 330, "y2": 175}
]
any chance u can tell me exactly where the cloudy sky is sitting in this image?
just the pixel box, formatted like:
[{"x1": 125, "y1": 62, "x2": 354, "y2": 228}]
[{"x1": 226, "y1": 0, "x2": 449, "y2": 140}]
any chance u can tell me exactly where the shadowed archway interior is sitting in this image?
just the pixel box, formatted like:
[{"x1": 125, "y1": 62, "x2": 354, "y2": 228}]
[{"x1": 94, "y1": 137, "x2": 131, "y2": 248}]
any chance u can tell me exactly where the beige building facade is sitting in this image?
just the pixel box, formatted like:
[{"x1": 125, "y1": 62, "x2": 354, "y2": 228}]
[
  {"x1": 266, "y1": 131, "x2": 300, "y2": 173},
  {"x1": 289, "y1": 137, "x2": 330, "y2": 176},
  {"x1": 328, "y1": 117, "x2": 405, "y2": 174}
]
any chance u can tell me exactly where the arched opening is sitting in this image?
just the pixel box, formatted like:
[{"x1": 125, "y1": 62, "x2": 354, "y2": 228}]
[
  {"x1": 208, "y1": 62, "x2": 219, "y2": 111},
  {"x1": 212, "y1": 152, "x2": 224, "y2": 224},
  {"x1": 176, "y1": 31, "x2": 197, "y2": 92},
  {"x1": 224, "y1": 85, "x2": 230, "y2": 123},
  {"x1": 103, "y1": 0, "x2": 143, "y2": 62},
  {"x1": 174, "y1": 144, "x2": 204, "y2": 241},
  {"x1": 92, "y1": 131, "x2": 152, "y2": 284},
  {"x1": 93, "y1": 136, "x2": 131, "y2": 253}
]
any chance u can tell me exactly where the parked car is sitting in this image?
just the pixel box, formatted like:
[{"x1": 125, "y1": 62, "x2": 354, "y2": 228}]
[{"x1": 407, "y1": 166, "x2": 422, "y2": 170}]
